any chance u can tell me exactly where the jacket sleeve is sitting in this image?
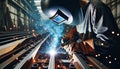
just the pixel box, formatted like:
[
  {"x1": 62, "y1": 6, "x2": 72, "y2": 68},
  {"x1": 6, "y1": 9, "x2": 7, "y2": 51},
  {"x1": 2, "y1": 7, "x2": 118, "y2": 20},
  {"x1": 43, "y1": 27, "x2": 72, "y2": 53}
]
[{"x1": 91, "y1": 1, "x2": 120, "y2": 54}]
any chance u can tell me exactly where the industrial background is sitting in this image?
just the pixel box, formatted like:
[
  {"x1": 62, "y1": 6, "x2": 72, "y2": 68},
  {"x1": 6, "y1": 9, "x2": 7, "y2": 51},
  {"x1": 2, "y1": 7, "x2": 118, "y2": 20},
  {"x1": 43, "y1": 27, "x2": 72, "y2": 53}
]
[{"x1": 0, "y1": 0, "x2": 120, "y2": 69}]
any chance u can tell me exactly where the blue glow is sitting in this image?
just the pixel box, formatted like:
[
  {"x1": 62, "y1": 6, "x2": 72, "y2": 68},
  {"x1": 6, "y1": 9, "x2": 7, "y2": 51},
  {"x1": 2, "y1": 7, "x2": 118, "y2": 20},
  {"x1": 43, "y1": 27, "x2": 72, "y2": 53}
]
[
  {"x1": 53, "y1": 15, "x2": 65, "y2": 23},
  {"x1": 35, "y1": 18, "x2": 65, "y2": 52}
]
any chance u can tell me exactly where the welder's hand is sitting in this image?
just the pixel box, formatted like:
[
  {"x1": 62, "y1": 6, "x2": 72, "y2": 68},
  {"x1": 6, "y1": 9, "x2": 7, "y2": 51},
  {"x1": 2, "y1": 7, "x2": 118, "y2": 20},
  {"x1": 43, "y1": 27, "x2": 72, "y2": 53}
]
[
  {"x1": 70, "y1": 40, "x2": 95, "y2": 55},
  {"x1": 61, "y1": 27, "x2": 79, "y2": 46}
]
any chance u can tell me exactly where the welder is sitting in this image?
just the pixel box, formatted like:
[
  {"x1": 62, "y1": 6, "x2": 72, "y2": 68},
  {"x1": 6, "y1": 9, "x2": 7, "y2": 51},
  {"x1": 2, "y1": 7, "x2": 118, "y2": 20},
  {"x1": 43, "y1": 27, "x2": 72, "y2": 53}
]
[{"x1": 41, "y1": 0, "x2": 120, "y2": 68}]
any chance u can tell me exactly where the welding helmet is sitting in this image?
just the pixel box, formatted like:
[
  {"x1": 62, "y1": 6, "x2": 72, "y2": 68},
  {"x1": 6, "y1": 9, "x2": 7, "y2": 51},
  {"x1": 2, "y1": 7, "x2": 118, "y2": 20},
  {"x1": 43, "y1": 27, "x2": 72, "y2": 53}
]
[{"x1": 41, "y1": 0, "x2": 80, "y2": 25}]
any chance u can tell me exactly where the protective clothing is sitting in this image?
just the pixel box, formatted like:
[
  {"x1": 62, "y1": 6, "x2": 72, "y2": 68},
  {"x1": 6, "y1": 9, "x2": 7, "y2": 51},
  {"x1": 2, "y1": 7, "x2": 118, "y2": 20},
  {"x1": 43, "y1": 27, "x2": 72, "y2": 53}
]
[
  {"x1": 40, "y1": 0, "x2": 120, "y2": 54},
  {"x1": 41, "y1": 0, "x2": 120, "y2": 68}
]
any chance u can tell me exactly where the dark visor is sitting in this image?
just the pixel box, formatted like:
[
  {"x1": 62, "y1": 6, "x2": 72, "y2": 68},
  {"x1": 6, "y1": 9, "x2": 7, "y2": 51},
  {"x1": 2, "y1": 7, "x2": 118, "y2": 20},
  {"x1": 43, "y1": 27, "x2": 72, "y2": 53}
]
[{"x1": 50, "y1": 9, "x2": 69, "y2": 24}]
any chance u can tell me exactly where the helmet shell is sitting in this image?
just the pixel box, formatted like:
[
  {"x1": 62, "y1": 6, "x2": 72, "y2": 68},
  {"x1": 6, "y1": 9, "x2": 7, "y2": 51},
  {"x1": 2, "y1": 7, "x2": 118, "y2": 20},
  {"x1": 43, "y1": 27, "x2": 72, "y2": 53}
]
[{"x1": 41, "y1": 0, "x2": 80, "y2": 25}]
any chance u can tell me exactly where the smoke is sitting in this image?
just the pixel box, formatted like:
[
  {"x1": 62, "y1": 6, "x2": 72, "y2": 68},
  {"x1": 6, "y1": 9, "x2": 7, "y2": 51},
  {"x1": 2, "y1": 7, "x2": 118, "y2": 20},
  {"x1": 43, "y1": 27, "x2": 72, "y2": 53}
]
[{"x1": 35, "y1": 18, "x2": 65, "y2": 49}]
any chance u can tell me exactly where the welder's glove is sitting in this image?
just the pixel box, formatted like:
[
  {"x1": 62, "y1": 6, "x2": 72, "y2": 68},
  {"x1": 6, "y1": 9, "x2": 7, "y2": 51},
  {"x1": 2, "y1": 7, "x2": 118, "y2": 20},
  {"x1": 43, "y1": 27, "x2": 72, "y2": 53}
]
[{"x1": 71, "y1": 40, "x2": 95, "y2": 55}]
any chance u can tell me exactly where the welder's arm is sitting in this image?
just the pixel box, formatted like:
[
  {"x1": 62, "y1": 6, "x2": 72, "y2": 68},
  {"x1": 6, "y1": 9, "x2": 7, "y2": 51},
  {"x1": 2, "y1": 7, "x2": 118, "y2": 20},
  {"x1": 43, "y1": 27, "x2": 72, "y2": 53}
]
[
  {"x1": 91, "y1": 4, "x2": 120, "y2": 54},
  {"x1": 62, "y1": 38, "x2": 95, "y2": 55},
  {"x1": 61, "y1": 27, "x2": 79, "y2": 46},
  {"x1": 61, "y1": 27, "x2": 95, "y2": 55}
]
